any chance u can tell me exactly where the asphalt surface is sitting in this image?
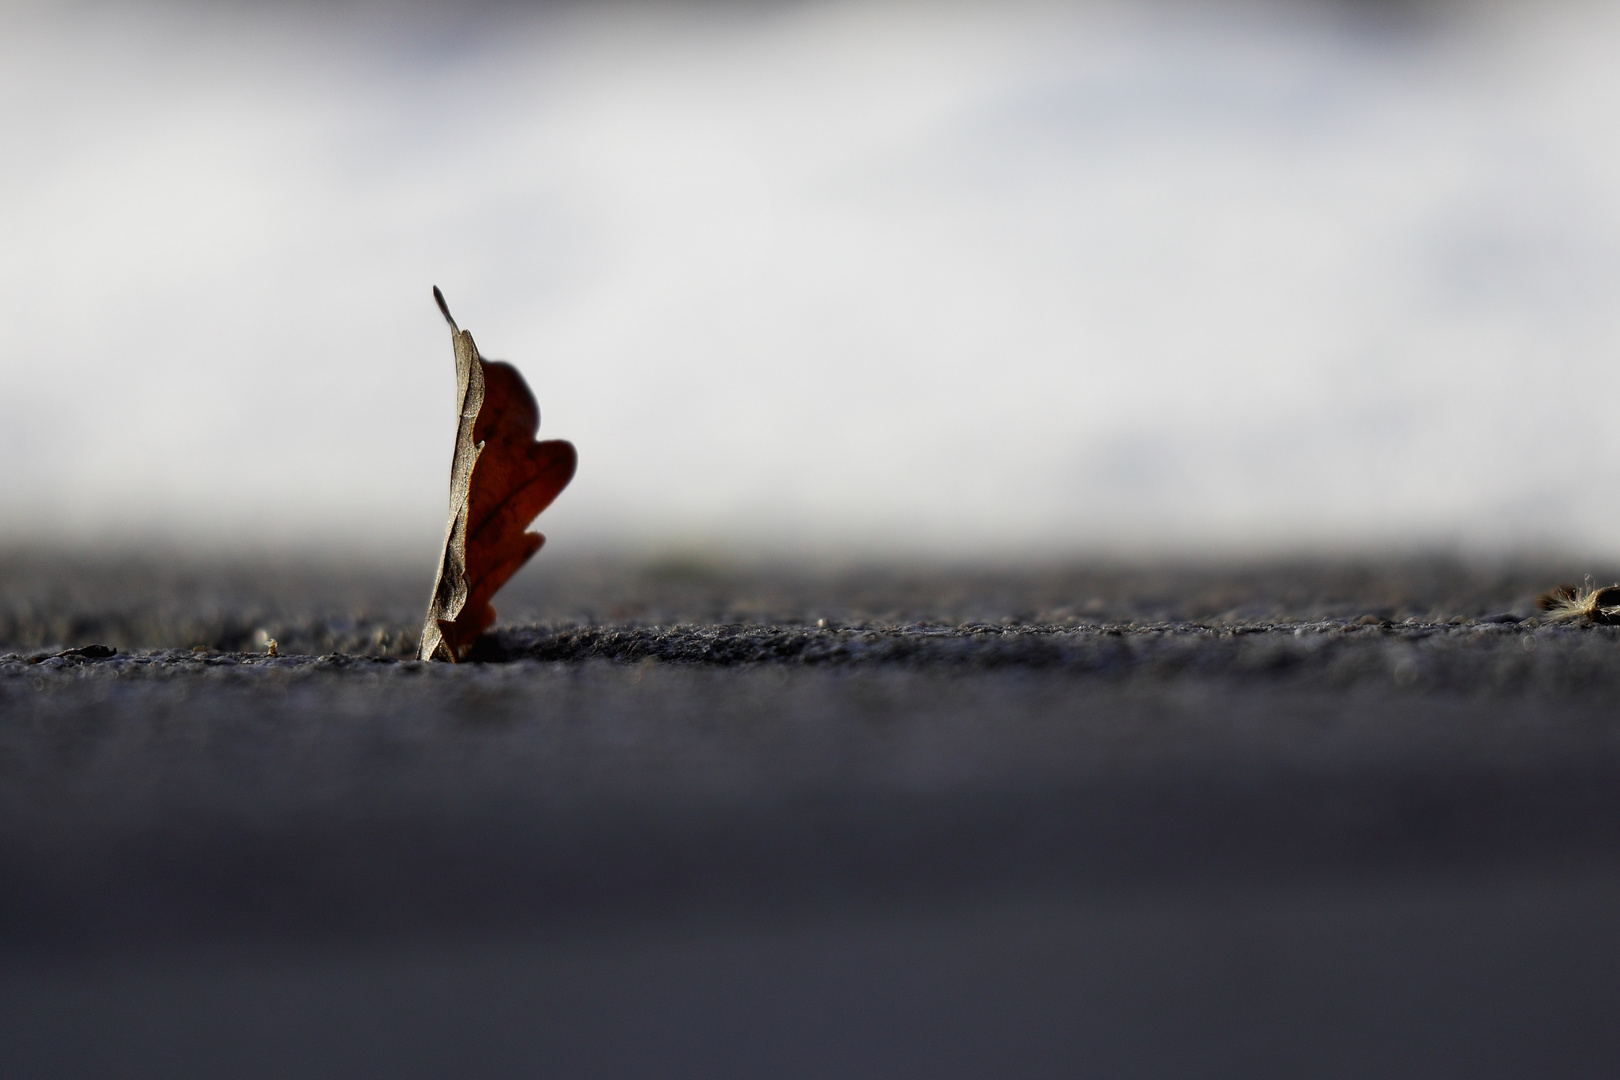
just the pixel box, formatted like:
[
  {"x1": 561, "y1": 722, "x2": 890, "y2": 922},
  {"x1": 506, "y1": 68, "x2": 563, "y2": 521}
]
[{"x1": 3, "y1": 550, "x2": 1619, "y2": 1078}]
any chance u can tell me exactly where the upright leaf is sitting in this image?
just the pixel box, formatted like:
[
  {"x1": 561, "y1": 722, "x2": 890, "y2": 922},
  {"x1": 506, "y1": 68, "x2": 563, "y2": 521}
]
[{"x1": 420, "y1": 287, "x2": 576, "y2": 661}]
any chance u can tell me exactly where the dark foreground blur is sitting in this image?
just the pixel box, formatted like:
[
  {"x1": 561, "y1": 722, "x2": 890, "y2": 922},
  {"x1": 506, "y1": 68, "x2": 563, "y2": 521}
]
[{"x1": 2, "y1": 550, "x2": 1619, "y2": 1078}]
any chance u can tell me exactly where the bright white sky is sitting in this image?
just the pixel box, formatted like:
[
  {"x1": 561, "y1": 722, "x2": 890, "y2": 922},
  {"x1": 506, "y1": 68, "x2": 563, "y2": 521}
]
[{"x1": 4, "y1": 0, "x2": 1620, "y2": 558}]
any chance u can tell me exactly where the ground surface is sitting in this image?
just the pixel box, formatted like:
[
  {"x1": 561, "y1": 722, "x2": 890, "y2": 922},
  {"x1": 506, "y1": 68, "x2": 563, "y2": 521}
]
[{"x1": 3, "y1": 550, "x2": 1620, "y2": 1078}]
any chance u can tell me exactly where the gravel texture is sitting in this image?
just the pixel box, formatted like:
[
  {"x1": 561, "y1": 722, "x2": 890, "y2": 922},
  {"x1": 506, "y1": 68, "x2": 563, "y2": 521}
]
[{"x1": 3, "y1": 549, "x2": 1620, "y2": 1078}]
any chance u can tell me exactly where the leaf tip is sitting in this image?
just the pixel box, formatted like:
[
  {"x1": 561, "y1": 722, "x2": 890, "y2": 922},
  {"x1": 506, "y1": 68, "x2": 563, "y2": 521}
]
[{"x1": 432, "y1": 285, "x2": 457, "y2": 329}]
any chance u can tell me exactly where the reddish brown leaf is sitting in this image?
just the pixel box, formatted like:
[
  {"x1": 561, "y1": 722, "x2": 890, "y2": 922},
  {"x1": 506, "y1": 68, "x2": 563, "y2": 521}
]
[{"x1": 420, "y1": 287, "x2": 576, "y2": 661}]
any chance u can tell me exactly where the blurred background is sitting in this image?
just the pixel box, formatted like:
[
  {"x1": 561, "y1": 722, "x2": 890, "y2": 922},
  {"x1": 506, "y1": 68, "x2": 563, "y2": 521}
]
[
  {"x1": 13, "y1": 8, "x2": 1620, "y2": 1075},
  {"x1": 4, "y1": 0, "x2": 1620, "y2": 561}
]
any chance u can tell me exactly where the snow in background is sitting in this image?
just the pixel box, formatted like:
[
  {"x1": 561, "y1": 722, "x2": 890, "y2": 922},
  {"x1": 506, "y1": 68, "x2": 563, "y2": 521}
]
[{"x1": 4, "y1": 0, "x2": 1620, "y2": 559}]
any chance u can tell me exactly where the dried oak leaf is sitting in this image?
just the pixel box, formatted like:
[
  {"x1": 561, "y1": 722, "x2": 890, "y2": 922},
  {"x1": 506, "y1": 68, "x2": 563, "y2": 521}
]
[{"x1": 420, "y1": 287, "x2": 576, "y2": 661}]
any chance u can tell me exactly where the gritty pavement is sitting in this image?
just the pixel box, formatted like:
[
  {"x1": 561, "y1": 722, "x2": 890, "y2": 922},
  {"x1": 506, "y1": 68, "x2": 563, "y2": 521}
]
[{"x1": 2, "y1": 550, "x2": 1619, "y2": 1078}]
